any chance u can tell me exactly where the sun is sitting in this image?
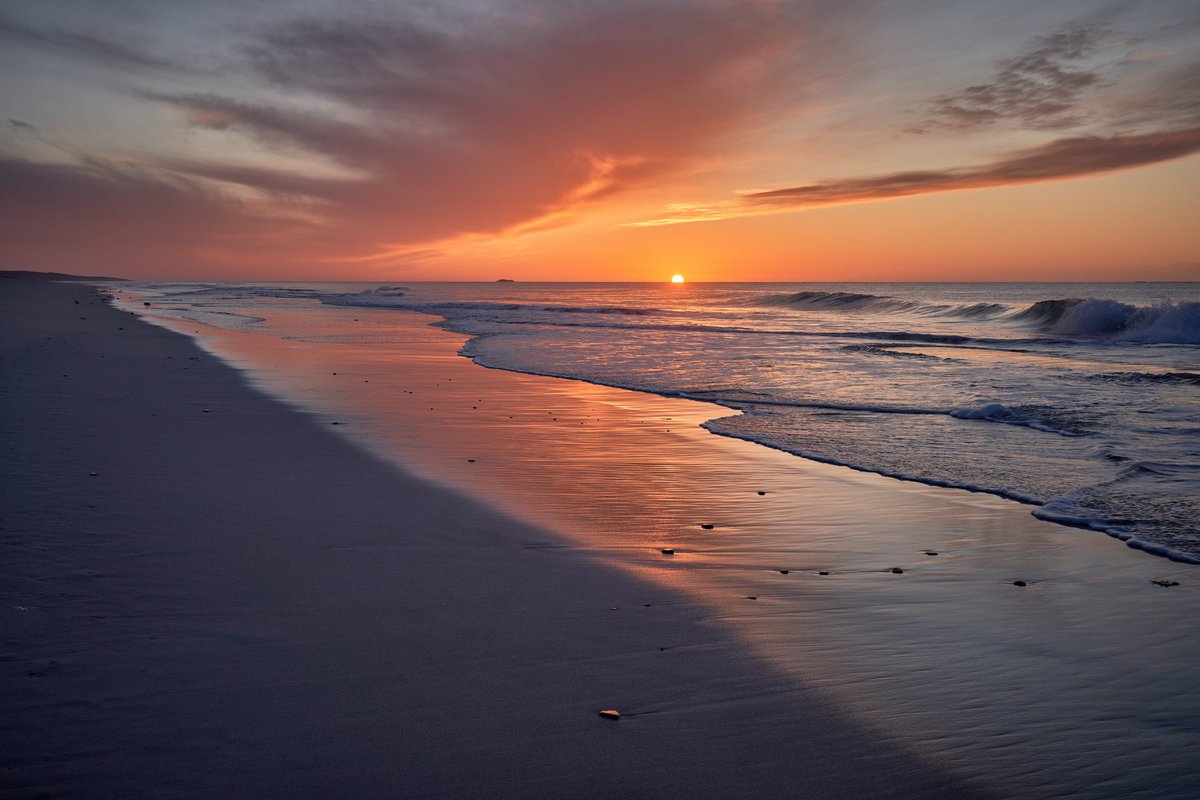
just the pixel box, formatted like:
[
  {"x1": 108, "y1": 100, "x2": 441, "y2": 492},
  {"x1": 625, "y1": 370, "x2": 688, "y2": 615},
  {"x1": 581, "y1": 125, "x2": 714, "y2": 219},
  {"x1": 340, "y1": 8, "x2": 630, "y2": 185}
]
[{"x1": 671, "y1": 274, "x2": 685, "y2": 283}]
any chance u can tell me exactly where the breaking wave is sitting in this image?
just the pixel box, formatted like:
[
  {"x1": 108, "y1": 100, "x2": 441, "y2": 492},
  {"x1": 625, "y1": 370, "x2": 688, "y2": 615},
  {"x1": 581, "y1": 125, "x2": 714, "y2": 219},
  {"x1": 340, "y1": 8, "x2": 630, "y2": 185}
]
[{"x1": 1011, "y1": 298, "x2": 1200, "y2": 344}]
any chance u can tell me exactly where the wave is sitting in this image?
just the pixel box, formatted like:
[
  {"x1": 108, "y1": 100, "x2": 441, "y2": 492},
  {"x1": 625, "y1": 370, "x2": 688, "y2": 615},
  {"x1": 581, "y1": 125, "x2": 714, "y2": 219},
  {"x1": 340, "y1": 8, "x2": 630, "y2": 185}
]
[
  {"x1": 700, "y1": 415, "x2": 1047, "y2": 505},
  {"x1": 949, "y1": 402, "x2": 1093, "y2": 437},
  {"x1": 842, "y1": 344, "x2": 945, "y2": 360},
  {"x1": 757, "y1": 290, "x2": 925, "y2": 313},
  {"x1": 934, "y1": 302, "x2": 1010, "y2": 319},
  {"x1": 1033, "y1": 461, "x2": 1200, "y2": 564},
  {"x1": 751, "y1": 290, "x2": 1199, "y2": 344},
  {"x1": 757, "y1": 292, "x2": 1006, "y2": 320},
  {"x1": 1090, "y1": 371, "x2": 1200, "y2": 386},
  {"x1": 321, "y1": 286, "x2": 408, "y2": 307},
  {"x1": 661, "y1": 390, "x2": 1094, "y2": 440},
  {"x1": 1011, "y1": 298, "x2": 1200, "y2": 344}
]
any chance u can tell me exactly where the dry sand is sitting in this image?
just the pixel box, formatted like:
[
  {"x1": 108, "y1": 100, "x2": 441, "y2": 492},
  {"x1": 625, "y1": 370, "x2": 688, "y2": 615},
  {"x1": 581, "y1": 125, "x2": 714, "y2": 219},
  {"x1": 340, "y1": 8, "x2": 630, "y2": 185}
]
[{"x1": 1, "y1": 278, "x2": 989, "y2": 798}]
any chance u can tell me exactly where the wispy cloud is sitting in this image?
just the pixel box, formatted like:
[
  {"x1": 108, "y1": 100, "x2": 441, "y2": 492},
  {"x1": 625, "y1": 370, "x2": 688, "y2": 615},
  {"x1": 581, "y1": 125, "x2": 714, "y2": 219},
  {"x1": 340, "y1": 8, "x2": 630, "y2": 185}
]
[
  {"x1": 632, "y1": 125, "x2": 1200, "y2": 225},
  {"x1": 0, "y1": 155, "x2": 309, "y2": 275},
  {"x1": 915, "y1": 24, "x2": 1108, "y2": 132},
  {"x1": 0, "y1": 17, "x2": 183, "y2": 72},
  {"x1": 635, "y1": 14, "x2": 1200, "y2": 229}
]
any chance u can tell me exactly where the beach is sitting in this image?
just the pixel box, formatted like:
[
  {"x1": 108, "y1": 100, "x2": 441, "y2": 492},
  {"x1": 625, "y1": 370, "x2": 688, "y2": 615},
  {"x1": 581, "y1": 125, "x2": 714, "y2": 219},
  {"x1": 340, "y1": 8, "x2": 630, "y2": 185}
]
[
  {"x1": 3, "y1": 277, "x2": 1197, "y2": 799},
  {"x1": 1, "y1": 279, "x2": 996, "y2": 798}
]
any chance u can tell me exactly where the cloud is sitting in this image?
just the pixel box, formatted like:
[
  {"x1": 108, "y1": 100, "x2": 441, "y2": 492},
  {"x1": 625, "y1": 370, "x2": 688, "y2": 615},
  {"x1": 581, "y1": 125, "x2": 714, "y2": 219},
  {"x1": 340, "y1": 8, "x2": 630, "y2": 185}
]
[
  {"x1": 917, "y1": 24, "x2": 1108, "y2": 132},
  {"x1": 0, "y1": 155, "x2": 333, "y2": 276},
  {"x1": 133, "y1": 1, "x2": 820, "y2": 261},
  {"x1": 3, "y1": 1, "x2": 836, "y2": 273},
  {"x1": 632, "y1": 125, "x2": 1200, "y2": 225},
  {"x1": 0, "y1": 17, "x2": 182, "y2": 72}
]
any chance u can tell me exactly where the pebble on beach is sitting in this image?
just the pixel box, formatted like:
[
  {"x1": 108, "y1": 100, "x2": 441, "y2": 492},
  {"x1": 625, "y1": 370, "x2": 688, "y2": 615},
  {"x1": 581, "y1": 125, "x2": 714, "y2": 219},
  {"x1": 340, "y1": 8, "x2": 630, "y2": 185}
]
[
  {"x1": 757, "y1": 491, "x2": 766, "y2": 495},
  {"x1": 1013, "y1": 580, "x2": 1028, "y2": 587},
  {"x1": 700, "y1": 523, "x2": 715, "y2": 530},
  {"x1": 818, "y1": 571, "x2": 829, "y2": 575},
  {"x1": 891, "y1": 567, "x2": 904, "y2": 574},
  {"x1": 660, "y1": 548, "x2": 675, "y2": 555},
  {"x1": 779, "y1": 569, "x2": 789, "y2": 574},
  {"x1": 598, "y1": 709, "x2": 621, "y2": 720},
  {"x1": 1151, "y1": 579, "x2": 1180, "y2": 587}
]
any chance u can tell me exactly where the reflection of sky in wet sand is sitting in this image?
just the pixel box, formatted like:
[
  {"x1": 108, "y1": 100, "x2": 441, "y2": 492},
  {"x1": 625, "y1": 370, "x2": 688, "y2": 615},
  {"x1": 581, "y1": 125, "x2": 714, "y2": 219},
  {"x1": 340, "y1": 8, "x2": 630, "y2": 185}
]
[{"x1": 125, "y1": 294, "x2": 1200, "y2": 800}]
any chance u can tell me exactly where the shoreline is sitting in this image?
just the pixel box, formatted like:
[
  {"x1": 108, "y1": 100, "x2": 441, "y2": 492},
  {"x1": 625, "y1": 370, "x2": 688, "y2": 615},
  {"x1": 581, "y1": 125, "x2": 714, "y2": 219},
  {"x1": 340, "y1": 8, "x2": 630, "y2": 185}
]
[
  {"x1": 444, "y1": 329, "x2": 1198, "y2": 565},
  {"x1": 2, "y1": 279, "x2": 987, "y2": 797}
]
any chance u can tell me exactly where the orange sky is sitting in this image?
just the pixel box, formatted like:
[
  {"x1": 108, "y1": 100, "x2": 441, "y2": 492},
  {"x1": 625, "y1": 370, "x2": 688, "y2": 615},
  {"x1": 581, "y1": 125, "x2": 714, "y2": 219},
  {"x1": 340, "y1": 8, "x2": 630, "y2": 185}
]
[{"x1": 1, "y1": 1, "x2": 1198, "y2": 281}]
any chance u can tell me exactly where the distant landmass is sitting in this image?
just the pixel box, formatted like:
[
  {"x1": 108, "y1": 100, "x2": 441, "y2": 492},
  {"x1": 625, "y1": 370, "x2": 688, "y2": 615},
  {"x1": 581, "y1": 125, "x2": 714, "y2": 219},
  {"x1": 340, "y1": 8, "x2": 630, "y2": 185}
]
[
  {"x1": 0, "y1": 270, "x2": 127, "y2": 282},
  {"x1": 496, "y1": 278, "x2": 516, "y2": 282}
]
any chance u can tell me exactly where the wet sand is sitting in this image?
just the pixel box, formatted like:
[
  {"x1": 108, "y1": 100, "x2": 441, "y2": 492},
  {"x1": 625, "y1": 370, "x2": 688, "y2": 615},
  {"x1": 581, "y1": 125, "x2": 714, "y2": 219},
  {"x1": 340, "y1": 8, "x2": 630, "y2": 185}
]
[{"x1": 1, "y1": 279, "x2": 988, "y2": 798}]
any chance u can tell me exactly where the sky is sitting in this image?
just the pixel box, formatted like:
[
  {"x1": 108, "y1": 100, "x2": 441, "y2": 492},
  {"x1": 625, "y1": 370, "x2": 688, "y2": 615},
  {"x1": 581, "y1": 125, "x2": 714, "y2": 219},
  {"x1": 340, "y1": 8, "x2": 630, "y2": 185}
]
[{"x1": 1, "y1": 0, "x2": 1197, "y2": 281}]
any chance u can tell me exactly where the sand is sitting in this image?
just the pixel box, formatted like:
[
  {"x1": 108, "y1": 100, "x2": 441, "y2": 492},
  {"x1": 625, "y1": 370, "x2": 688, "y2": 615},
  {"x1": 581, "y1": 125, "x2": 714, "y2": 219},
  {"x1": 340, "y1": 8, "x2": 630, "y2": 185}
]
[{"x1": 1, "y1": 278, "x2": 993, "y2": 798}]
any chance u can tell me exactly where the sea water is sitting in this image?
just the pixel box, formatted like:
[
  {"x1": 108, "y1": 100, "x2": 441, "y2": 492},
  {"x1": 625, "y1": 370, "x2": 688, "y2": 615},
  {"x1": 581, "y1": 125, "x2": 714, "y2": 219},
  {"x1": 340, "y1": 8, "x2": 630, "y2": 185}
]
[{"x1": 137, "y1": 281, "x2": 1200, "y2": 563}]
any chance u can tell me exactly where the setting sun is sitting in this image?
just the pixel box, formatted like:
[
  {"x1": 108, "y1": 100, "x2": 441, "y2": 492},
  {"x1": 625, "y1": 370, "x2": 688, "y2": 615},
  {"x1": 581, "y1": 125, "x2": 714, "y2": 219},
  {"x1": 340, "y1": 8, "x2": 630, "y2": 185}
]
[{"x1": 671, "y1": 274, "x2": 685, "y2": 283}]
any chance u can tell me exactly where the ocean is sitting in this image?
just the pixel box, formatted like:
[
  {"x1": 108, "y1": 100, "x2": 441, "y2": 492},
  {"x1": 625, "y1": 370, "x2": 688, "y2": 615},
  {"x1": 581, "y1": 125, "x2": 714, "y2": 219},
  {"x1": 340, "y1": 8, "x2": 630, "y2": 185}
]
[{"x1": 132, "y1": 280, "x2": 1200, "y2": 562}]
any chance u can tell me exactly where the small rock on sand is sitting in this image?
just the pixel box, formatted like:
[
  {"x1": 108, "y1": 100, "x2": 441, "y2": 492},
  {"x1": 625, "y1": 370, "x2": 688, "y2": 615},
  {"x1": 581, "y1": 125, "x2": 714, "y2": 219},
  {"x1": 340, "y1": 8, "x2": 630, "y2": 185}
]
[
  {"x1": 745, "y1": 595, "x2": 758, "y2": 600},
  {"x1": 779, "y1": 569, "x2": 789, "y2": 574},
  {"x1": 660, "y1": 548, "x2": 675, "y2": 555},
  {"x1": 598, "y1": 709, "x2": 621, "y2": 720},
  {"x1": 700, "y1": 523, "x2": 715, "y2": 530},
  {"x1": 1151, "y1": 579, "x2": 1180, "y2": 587},
  {"x1": 818, "y1": 571, "x2": 829, "y2": 575},
  {"x1": 891, "y1": 567, "x2": 904, "y2": 574},
  {"x1": 1013, "y1": 580, "x2": 1027, "y2": 587},
  {"x1": 757, "y1": 491, "x2": 766, "y2": 495}
]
